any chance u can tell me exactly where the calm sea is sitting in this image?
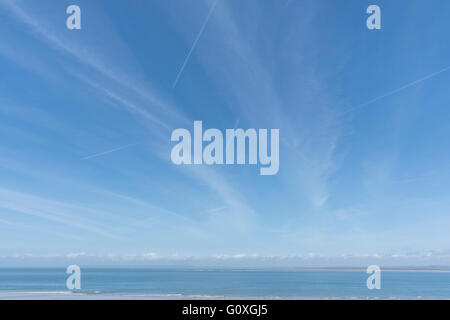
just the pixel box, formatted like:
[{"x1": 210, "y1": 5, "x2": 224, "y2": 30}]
[{"x1": 0, "y1": 268, "x2": 449, "y2": 299}]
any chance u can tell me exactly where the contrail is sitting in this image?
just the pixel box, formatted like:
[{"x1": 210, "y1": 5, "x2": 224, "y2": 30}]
[
  {"x1": 342, "y1": 65, "x2": 450, "y2": 115},
  {"x1": 80, "y1": 143, "x2": 139, "y2": 161},
  {"x1": 172, "y1": 0, "x2": 218, "y2": 89}
]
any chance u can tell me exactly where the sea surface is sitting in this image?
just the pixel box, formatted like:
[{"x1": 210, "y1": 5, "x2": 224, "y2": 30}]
[{"x1": 0, "y1": 268, "x2": 449, "y2": 299}]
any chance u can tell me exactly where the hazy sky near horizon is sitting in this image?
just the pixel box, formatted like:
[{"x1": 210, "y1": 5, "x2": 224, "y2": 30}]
[{"x1": 0, "y1": 0, "x2": 450, "y2": 266}]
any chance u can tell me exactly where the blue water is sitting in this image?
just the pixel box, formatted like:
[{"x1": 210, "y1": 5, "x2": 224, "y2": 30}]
[{"x1": 1, "y1": 268, "x2": 449, "y2": 299}]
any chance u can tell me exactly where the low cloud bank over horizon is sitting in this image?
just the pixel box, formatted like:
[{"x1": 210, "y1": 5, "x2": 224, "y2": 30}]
[{"x1": 2, "y1": 250, "x2": 450, "y2": 268}]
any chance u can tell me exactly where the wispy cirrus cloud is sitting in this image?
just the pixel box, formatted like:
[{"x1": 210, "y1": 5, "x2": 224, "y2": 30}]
[
  {"x1": 0, "y1": 187, "x2": 119, "y2": 238},
  {"x1": 1, "y1": 0, "x2": 257, "y2": 236},
  {"x1": 168, "y1": 0, "x2": 343, "y2": 209}
]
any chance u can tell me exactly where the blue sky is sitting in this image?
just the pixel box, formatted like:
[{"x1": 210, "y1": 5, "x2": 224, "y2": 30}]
[{"x1": 0, "y1": 0, "x2": 450, "y2": 267}]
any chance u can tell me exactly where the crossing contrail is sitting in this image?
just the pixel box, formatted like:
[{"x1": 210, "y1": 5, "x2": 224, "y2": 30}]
[
  {"x1": 80, "y1": 143, "x2": 139, "y2": 161},
  {"x1": 172, "y1": 0, "x2": 218, "y2": 89},
  {"x1": 342, "y1": 65, "x2": 450, "y2": 115}
]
